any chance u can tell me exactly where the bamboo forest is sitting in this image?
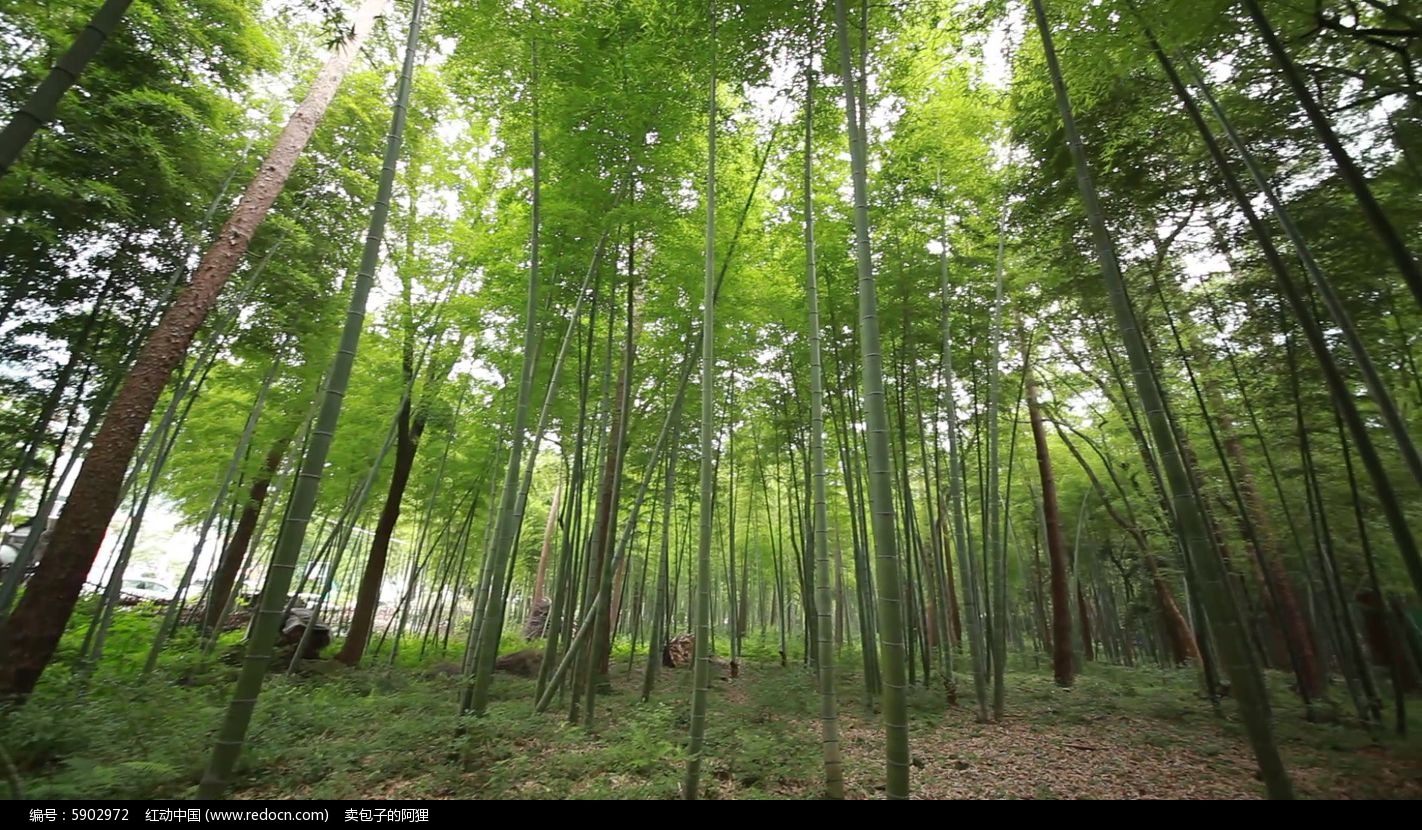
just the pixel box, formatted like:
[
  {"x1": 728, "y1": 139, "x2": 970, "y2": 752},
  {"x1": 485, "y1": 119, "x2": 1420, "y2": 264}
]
[{"x1": 2, "y1": 0, "x2": 1422, "y2": 803}]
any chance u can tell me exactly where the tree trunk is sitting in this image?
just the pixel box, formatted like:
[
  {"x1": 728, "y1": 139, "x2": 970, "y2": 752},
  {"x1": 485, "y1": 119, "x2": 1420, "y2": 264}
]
[
  {"x1": 1032, "y1": 0, "x2": 1291, "y2": 797},
  {"x1": 803, "y1": 36, "x2": 844, "y2": 796},
  {"x1": 938, "y1": 511, "x2": 962, "y2": 643},
  {"x1": 0, "y1": 0, "x2": 136, "y2": 174},
  {"x1": 835, "y1": 0, "x2": 910, "y2": 799},
  {"x1": 1241, "y1": 0, "x2": 1422, "y2": 312},
  {"x1": 1051, "y1": 417, "x2": 1198, "y2": 665},
  {"x1": 466, "y1": 11, "x2": 546, "y2": 717},
  {"x1": 590, "y1": 297, "x2": 633, "y2": 680},
  {"x1": 1208, "y1": 379, "x2": 1321, "y2": 693},
  {"x1": 1025, "y1": 360, "x2": 1073, "y2": 686},
  {"x1": 201, "y1": 437, "x2": 289, "y2": 639},
  {"x1": 0, "y1": 0, "x2": 385, "y2": 700},
  {"x1": 532, "y1": 477, "x2": 562, "y2": 605},
  {"x1": 682, "y1": 2, "x2": 717, "y2": 799},
  {"x1": 197, "y1": 0, "x2": 421, "y2": 795},
  {"x1": 336, "y1": 396, "x2": 425, "y2": 666},
  {"x1": 1076, "y1": 580, "x2": 1094, "y2": 662},
  {"x1": 608, "y1": 540, "x2": 631, "y2": 642}
]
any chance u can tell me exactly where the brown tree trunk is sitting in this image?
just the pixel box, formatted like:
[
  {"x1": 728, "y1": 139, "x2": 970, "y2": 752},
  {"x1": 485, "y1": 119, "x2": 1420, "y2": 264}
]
[
  {"x1": 608, "y1": 547, "x2": 630, "y2": 638},
  {"x1": 1026, "y1": 364, "x2": 1074, "y2": 686},
  {"x1": 202, "y1": 437, "x2": 288, "y2": 637},
  {"x1": 1149, "y1": 558, "x2": 1202, "y2": 665},
  {"x1": 1050, "y1": 414, "x2": 1199, "y2": 667},
  {"x1": 1380, "y1": 594, "x2": 1420, "y2": 692},
  {"x1": 1179, "y1": 434, "x2": 1265, "y2": 640},
  {"x1": 0, "y1": 1, "x2": 384, "y2": 699},
  {"x1": 531, "y1": 477, "x2": 562, "y2": 605},
  {"x1": 590, "y1": 348, "x2": 630, "y2": 677},
  {"x1": 335, "y1": 396, "x2": 425, "y2": 666},
  {"x1": 1210, "y1": 379, "x2": 1322, "y2": 694}
]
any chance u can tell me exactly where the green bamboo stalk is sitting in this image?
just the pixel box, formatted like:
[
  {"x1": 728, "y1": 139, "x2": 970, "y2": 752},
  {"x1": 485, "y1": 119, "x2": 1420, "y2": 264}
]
[
  {"x1": 1240, "y1": 0, "x2": 1422, "y2": 312},
  {"x1": 196, "y1": 0, "x2": 423, "y2": 797},
  {"x1": 143, "y1": 356, "x2": 283, "y2": 676},
  {"x1": 803, "y1": 26, "x2": 844, "y2": 796},
  {"x1": 835, "y1": 0, "x2": 909, "y2": 799},
  {"x1": 940, "y1": 214, "x2": 988, "y2": 721},
  {"x1": 1030, "y1": 0, "x2": 1291, "y2": 798},
  {"x1": 682, "y1": 2, "x2": 716, "y2": 798},
  {"x1": 987, "y1": 214, "x2": 1008, "y2": 718},
  {"x1": 0, "y1": 0, "x2": 135, "y2": 174},
  {"x1": 1168, "y1": 47, "x2": 1422, "y2": 603},
  {"x1": 467, "y1": 15, "x2": 545, "y2": 716}
]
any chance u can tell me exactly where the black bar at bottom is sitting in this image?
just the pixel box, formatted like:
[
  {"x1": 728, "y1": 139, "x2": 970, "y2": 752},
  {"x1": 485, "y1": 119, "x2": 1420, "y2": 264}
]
[{"x1": 21, "y1": 804, "x2": 437, "y2": 824}]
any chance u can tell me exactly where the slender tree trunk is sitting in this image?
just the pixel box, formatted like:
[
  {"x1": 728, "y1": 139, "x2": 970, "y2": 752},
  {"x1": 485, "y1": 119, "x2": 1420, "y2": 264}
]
[
  {"x1": 641, "y1": 440, "x2": 677, "y2": 701},
  {"x1": 533, "y1": 478, "x2": 562, "y2": 605},
  {"x1": 1051, "y1": 417, "x2": 1198, "y2": 665},
  {"x1": 467, "y1": 15, "x2": 546, "y2": 716},
  {"x1": 1206, "y1": 375, "x2": 1321, "y2": 694},
  {"x1": 939, "y1": 225, "x2": 987, "y2": 720},
  {"x1": 1240, "y1": 0, "x2": 1422, "y2": 312},
  {"x1": 0, "y1": 0, "x2": 136, "y2": 174},
  {"x1": 682, "y1": 2, "x2": 717, "y2": 800},
  {"x1": 1076, "y1": 580, "x2": 1094, "y2": 662},
  {"x1": 802, "y1": 36, "x2": 844, "y2": 797},
  {"x1": 196, "y1": 0, "x2": 420, "y2": 795},
  {"x1": 201, "y1": 436, "x2": 289, "y2": 641},
  {"x1": 588, "y1": 271, "x2": 635, "y2": 688},
  {"x1": 1031, "y1": 0, "x2": 1291, "y2": 798},
  {"x1": 1025, "y1": 360, "x2": 1074, "y2": 687},
  {"x1": 835, "y1": 0, "x2": 909, "y2": 799},
  {"x1": 1171, "y1": 52, "x2": 1422, "y2": 600},
  {"x1": 0, "y1": 272, "x2": 114, "y2": 531},
  {"x1": 336, "y1": 395, "x2": 425, "y2": 666},
  {"x1": 986, "y1": 215, "x2": 1008, "y2": 717}
]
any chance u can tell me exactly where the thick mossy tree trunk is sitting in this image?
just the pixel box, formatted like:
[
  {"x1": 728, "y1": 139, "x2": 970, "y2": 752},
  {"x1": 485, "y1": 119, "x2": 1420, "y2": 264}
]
[{"x1": 0, "y1": 0, "x2": 386, "y2": 700}]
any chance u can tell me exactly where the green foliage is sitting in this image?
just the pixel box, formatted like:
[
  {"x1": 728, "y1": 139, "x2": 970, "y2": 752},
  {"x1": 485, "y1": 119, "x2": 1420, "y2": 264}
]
[{"x1": 7, "y1": 0, "x2": 1422, "y2": 802}]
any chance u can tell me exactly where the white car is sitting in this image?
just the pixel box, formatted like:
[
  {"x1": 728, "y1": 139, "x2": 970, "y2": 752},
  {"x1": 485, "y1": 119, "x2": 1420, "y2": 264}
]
[
  {"x1": 119, "y1": 578, "x2": 176, "y2": 604},
  {"x1": 0, "y1": 520, "x2": 51, "y2": 571}
]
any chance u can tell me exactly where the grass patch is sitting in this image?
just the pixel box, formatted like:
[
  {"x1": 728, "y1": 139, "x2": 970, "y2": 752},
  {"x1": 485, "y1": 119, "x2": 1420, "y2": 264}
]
[{"x1": 5, "y1": 613, "x2": 1420, "y2": 799}]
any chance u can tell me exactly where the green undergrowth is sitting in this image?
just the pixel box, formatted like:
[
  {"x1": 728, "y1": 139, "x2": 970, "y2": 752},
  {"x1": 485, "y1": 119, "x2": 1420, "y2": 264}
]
[{"x1": 3, "y1": 613, "x2": 1419, "y2": 799}]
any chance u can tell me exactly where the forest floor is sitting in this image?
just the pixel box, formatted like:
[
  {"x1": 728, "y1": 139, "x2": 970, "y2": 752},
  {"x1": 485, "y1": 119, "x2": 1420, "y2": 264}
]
[{"x1": 6, "y1": 617, "x2": 1422, "y2": 800}]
